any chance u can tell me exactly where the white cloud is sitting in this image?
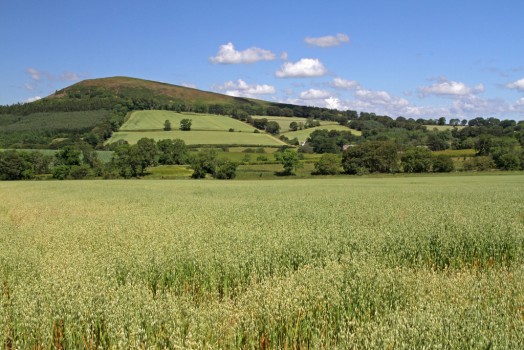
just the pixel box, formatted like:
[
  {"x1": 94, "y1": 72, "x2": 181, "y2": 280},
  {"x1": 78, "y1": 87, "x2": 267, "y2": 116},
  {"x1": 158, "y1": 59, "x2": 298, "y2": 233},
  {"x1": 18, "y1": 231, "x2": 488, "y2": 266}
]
[
  {"x1": 325, "y1": 97, "x2": 342, "y2": 110},
  {"x1": 305, "y1": 33, "x2": 350, "y2": 47},
  {"x1": 506, "y1": 78, "x2": 524, "y2": 92},
  {"x1": 299, "y1": 89, "x2": 330, "y2": 100},
  {"x1": 210, "y1": 42, "x2": 276, "y2": 64},
  {"x1": 418, "y1": 78, "x2": 484, "y2": 97},
  {"x1": 24, "y1": 83, "x2": 35, "y2": 91},
  {"x1": 25, "y1": 96, "x2": 42, "y2": 103},
  {"x1": 451, "y1": 95, "x2": 509, "y2": 115},
  {"x1": 214, "y1": 79, "x2": 275, "y2": 98},
  {"x1": 27, "y1": 68, "x2": 41, "y2": 81},
  {"x1": 26, "y1": 67, "x2": 84, "y2": 83},
  {"x1": 181, "y1": 82, "x2": 197, "y2": 89},
  {"x1": 331, "y1": 77, "x2": 360, "y2": 90},
  {"x1": 275, "y1": 58, "x2": 327, "y2": 78},
  {"x1": 517, "y1": 97, "x2": 524, "y2": 106}
]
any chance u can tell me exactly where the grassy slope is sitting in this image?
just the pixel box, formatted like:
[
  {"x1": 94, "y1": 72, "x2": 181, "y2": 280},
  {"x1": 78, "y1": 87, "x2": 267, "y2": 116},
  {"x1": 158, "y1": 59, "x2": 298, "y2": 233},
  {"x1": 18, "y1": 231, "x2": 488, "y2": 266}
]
[
  {"x1": 282, "y1": 124, "x2": 362, "y2": 142},
  {"x1": 252, "y1": 116, "x2": 338, "y2": 132},
  {"x1": 120, "y1": 111, "x2": 256, "y2": 132},
  {"x1": 109, "y1": 110, "x2": 285, "y2": 146}
]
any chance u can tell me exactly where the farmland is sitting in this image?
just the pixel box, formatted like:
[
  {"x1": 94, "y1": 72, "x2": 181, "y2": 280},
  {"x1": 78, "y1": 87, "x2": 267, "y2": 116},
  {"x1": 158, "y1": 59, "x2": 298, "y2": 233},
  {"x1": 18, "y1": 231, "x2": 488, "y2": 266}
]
[
  {"x1": 120, "y1": 111, "x2": 256, "y2": 132},
  {"x1": 107, "y1": 130, "x2": 285, "y2": 146},
  {"x1": 283, "y1": 124, "x2": 362, "y2": 143},
  {"x1": 1, "y1": 175, "x2": 524, "y2": 348},
  {"x1": 107, "y1": 110, "x2": 286, "y2": 146}
]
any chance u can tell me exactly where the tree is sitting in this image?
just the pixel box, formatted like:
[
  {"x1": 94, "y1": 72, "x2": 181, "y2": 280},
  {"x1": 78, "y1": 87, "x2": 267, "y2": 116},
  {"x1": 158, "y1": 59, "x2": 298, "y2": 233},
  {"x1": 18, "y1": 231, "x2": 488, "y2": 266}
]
[
  {"x1": 0, "y1": 151, "x2": 35, "y2": 180},
  {"x1": 164, "y1": 120, "x2": 172, "y2": 131},
  {"x1": 401, "y1": 147, "x2": 433, "y2": 173},
  {"x1": 213, "y1": 159, "x2": 238, "y2": 179},
  {"x1": 55, "y1": 146, "x2": 82, "y2": 166},
  {"x1": 253, "y1": 118, "x2": 268, "y2": 130},
  {"x1": 342, "y1": 141, "x2": 400, "y2": 174},
  {"x1": 157, "y1": 139, "x2": 188, "y2": 165},
  {"x1": 189, "y1": 149, "x2": 217, "y2": 178},
  {"x1": 265, "y1": 121, "x2": 281, "y2": 135},
  {"x1": 289, "y1": 121, "x2": 298, "y2": 131},
  {"x1": 437, "y1": 117, "x2": 446, "y2": 126},
  {"x1": 136, "y1": 138, "x2": 158, "y2": 173},
  {"x1": 275, "y1": 149, "x2": 302, "y2": 175},
  {"x1": 314, "y1": 153, "x2": 340, "y2": 175},
  {"x1": 432, "y1": 155, "x2": 454, "y2": 172},
  {"x1": 180, "y1": 119, "x2": 192, "y2": 131},
  {"x1": 449, "y1": 118, "x2": 460, "y2": 126}
]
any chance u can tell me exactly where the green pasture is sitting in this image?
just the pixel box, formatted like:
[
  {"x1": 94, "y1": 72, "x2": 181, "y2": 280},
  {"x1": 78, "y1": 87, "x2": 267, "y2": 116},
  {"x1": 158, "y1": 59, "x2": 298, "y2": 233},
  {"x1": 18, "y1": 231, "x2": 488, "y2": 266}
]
[
  {"x1": 1, "y1": 175, "x2": 524, "y2": 348},
  {"x1": 120, "y1": 110, "x2": 256, "y2": 132},
  {"x1": 425, "y1": 125, "x2": 465, "y2": 131},
  {"x1": 107, "y1": 130, "x2": 286, "y2": 146},
  {"x1": 282, "y1": 124, "x2": 362, "y2": 142},
  {"x1": 252, "y1": 115, "x2": 338, "y2": 131}
]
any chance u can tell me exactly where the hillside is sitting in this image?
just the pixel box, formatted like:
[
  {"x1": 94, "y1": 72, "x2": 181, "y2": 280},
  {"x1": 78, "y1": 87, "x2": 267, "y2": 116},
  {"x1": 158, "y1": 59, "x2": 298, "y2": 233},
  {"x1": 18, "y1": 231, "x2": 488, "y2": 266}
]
[
  {"x1": 0, "y1": 76, "x2": 356, "y2": 148},
  {"x1": 50, "y1": 76, "x2": 272, "y2": 109}
]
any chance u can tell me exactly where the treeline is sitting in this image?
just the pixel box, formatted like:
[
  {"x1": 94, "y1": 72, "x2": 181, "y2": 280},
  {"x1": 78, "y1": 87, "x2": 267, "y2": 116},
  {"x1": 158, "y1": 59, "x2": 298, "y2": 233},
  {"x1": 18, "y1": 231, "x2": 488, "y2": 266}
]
[
  {"x1": 0, "y1": 137, "x2": 239, "y2": 180},
  {"x1": 309, "y1": 139, "x2": 524, "y2": 175}
]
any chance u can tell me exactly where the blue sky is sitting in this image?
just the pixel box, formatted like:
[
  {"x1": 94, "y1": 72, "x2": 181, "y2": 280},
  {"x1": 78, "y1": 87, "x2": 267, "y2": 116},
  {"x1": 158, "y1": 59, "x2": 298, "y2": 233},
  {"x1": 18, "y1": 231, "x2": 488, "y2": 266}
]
[{"x1": 1, "y1": 0, "x2": 524, "y2": 120}]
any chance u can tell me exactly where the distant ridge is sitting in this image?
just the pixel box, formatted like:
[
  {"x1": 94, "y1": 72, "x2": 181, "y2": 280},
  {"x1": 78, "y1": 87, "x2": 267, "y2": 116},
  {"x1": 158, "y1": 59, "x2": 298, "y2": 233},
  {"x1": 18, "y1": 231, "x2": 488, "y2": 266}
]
[{"x1": 49, "y1": 76, "x2": 272, "y2": 108}]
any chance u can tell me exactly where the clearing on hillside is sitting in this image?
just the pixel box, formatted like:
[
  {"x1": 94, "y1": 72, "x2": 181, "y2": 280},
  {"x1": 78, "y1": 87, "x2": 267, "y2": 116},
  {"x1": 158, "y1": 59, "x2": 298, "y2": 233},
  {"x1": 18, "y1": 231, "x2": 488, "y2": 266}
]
[
  {"x1": 120, "y1": 110, "x2": 256, "y2": 132},
  {"x1": 108, "y1": 110, "x2": 286, "y2": 146},
  {"x1": 252, "y1": 115, "x2": 338, "y2": 132},
  {"x1": 283, "y1": 124, "x2": 362, "y2": 142}
]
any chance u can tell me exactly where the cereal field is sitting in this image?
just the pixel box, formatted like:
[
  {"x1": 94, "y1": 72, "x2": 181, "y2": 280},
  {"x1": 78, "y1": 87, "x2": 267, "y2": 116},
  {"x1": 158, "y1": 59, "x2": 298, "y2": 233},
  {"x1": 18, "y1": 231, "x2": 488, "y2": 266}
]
[{"x1": 1, "y1": 175, "x2": 524, "y2": 348}]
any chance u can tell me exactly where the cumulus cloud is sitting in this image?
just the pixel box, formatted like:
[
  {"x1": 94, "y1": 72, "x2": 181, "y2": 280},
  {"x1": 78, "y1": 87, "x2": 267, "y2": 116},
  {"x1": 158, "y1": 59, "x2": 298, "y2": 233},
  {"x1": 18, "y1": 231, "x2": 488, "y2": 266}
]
[
  {"x1": 355, "y1": 88, "x2": 409, "y2": 108},
  {"x1": 275, "y1": 58, "x2": 327, "y2": 78},
  {"x1": 305, "y1": 33, "x2": 350, "y2": 47},
  {"x1": 299, "y1": 89, "x2": 330, "y2": 100},
  {"x1": 25, "y1": 96, "x2": 42, "y2": 103},
  {"x1": 418, "y1": 77, "x2": 484, "y2": 97},
  {"x1": 331, "y1": 77, "x2": 360, "y2": 90},
  {"x1": 506, "y1": 78, "x2": 524, "y2": 92},
  {"x1": 210, "y1": 42, "x2": 276, "y2": 64},
  {"x1": 214, "y1": 79, "x2": 276, "y2": 98}
]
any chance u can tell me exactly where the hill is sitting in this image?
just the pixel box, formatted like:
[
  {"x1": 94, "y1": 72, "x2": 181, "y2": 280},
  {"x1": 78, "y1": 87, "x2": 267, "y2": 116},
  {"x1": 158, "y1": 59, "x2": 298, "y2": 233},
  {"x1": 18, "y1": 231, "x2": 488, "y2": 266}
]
[
  {"x1": 0, "y1": 76, "x2": 357, "y2": 148},
  {"x1": 50, "y1": 76, "x2": 272, "y2": 111}
]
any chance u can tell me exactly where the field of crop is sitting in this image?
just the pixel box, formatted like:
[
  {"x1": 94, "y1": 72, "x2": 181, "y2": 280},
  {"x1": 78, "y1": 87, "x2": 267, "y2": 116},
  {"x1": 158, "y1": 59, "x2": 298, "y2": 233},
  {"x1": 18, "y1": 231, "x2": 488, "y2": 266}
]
[
  {"x1": 107, "y1": 130, "x2": 286, "y2": 146},
  {"x1": 120, "y1": 111, "x2": 256, "y2": 132},
  {"x1": 1, "y1": 175, "x2": 524, "y2": 348}
]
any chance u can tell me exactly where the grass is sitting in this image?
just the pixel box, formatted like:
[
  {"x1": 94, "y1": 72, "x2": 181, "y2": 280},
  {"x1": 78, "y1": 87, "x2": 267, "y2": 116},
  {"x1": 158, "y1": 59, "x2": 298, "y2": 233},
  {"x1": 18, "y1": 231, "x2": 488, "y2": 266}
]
[
  {"x1": 282, "y1": 124, "x2": 362, "y2": 142},
  {"x1": 1, "y1": 175, "x2": 523, "y2": 348},
  {"x1": 110, "y1": 110, "x2": 286, "y2": 146},
  {"x1": 107, "y1": 130, "x2": 286, "y2": 146},
  {"x1": 425, "y1": 125, "x2": 465, "y2": 131},
  {"x1": 252, "y1": 115, "x2": 338, "y2": 132},
  {"x1": 120, "y1": 110, "x2": 256, "y2": 132},
  {"x1": 433, "y1": 148, "x2": 476, "y2": 157}
]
